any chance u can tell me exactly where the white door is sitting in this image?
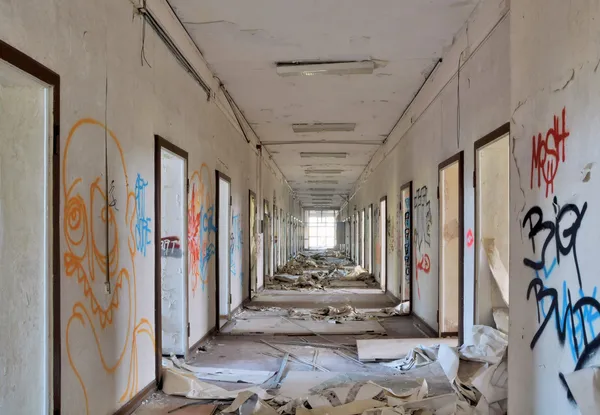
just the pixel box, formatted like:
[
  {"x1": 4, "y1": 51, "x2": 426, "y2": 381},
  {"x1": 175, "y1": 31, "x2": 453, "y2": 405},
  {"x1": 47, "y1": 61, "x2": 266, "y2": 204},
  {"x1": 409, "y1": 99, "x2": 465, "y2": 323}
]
[
  {"x1": 160, "y1": 148, "x2": 188, "y2": 356},
  {"x1": 218, "y1": 177, "x2": 231, "y2": 325}
]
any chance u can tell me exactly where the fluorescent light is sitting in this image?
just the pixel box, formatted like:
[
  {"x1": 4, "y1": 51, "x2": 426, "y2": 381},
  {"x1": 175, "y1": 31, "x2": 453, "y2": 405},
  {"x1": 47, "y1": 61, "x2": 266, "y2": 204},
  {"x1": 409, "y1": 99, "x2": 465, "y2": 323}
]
[
  {"x1": 277, "y1": 61, "x2": 375, "y2": 77},
  {"x1": 300, "y1": 152, "x2": 348, "y2": 158},
  {"x1": 293, "y1": 123, "x2": 355, "y2": 133},
  {"x1": 307, "y1": 180, "x2": 339, "y2": 184},
  {"x1": 305, "y1": 169, "x2": 344, "y2": 175}
]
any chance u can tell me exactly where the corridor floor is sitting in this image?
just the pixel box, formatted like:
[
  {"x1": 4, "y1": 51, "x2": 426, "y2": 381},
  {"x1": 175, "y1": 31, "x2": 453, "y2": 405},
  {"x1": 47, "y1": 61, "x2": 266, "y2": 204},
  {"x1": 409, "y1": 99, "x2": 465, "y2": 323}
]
[{"x1": 134, "y1": 252, "x2": 457, "y2": 414}]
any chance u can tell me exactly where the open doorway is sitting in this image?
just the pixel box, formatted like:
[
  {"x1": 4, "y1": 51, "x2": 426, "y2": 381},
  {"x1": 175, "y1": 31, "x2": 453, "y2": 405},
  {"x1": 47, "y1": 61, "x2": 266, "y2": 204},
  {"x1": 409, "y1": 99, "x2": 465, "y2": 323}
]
[
  {"x1": 0, "y1": 40, "x2": 59, "y2": 413},
  {"x1": 249, "y1": 190, "x2": 257, "y2": 298},
  {"x1": 273, "y1": 204, "x2": 279, "y2": 269},
  {"x1": 216, "y1": 171, "x2": 231, "y2": 328},
  {"x1": 367, "y1": 204, "x2": 373, "y2": 273},
  {"x1": 354, "y1": 212, "x2": 359, "y2": 262},
  {"x1": 263, "y1": 200, "x2": 271, "y2": 277},
  {"x1": 155, "y1": 136, "x2": 189, "y2": 358},
  {"x1": 438, "y1": 152, "x2": 464, "y2": 340},
  {"x1": 360, "y1": 209, "x2": 365, "y2": 267},
  {"x1": 474, "y1": 125, "x2": 510, "y2": 330},
  {"x1": 380, "y1": 196, "x2": 387, "y2": 291}
]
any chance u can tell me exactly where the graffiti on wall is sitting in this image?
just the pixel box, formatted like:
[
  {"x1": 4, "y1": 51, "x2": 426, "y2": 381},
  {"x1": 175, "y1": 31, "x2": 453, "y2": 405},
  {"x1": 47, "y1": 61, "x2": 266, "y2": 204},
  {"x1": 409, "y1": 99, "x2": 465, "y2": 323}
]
[
  {"x1": 387, "y1": 216, "x2": 395, "y2": 253},
  {"x1": 414, "y1": 186, "x2": 432, "y2": 300},
  {"x1": 231, "y1": 213, "x2": 243, "y2": 282},
  {"x1": 63, "y1": 119, "x2": 155, "y2": 413},
  {"x1": 188, "y1": 165, "x2": 216, "y2": 295},
  {"x1": 402, "y1": 194, "x2": 412, "y2": 302},
  {"x1": 524, "y1": 107, "x2": 600, "y2": 404},
  {"x1": 530, "y1": 107, "x2": 570, "y2": 198},
  {"x1": 134, "y1": 173, "x2": 151, "y2": 256}
]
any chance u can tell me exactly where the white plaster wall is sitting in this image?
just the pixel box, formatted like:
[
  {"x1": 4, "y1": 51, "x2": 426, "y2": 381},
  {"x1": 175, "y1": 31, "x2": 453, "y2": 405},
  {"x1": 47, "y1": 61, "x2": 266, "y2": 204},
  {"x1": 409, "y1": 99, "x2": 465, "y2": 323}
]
[
  {"x1": 0, "y1": 0, "x2": 295, "y2": 412},
  {"x1": 0, "y1": 82, "x2": 48, "y2": 414},
  {"x1": 509, "y1": 0, "x2": 600, "y2": 413},
  {"x1": 348, "y1": 4, "x2": 510, "y2": 334}
]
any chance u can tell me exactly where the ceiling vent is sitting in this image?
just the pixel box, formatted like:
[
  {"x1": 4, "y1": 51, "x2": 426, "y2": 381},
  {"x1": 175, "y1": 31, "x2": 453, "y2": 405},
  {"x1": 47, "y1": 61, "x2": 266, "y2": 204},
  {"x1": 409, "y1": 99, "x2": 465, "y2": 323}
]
[
  {"x1": 293, "y1": 123, "x2": 355, "y2": 133},
  {"x1": 305, "y1": 169, "x2": 344, "y2": 175},
  {"x1": 276, "y1": 61, "x2": 375, "y2": 77}
]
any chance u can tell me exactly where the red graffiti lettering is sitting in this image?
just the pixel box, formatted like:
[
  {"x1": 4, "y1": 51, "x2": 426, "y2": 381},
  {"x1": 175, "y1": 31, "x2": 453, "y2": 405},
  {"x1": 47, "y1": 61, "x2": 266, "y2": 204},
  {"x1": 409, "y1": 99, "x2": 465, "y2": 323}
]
[
  {"x1": 530, "y1": 107, "x2": 570, "y2": 198},
  {"x1": 415, "y1": 254, "x2": 431, "y2": 300}
]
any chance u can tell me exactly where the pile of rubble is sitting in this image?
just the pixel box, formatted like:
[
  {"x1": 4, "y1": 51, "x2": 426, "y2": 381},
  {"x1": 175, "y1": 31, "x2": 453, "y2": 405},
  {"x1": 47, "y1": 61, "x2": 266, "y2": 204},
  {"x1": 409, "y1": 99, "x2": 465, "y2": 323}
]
[
  {"x1": 161, "y1": 325, "x2": 509, "y2": 415},
  {"x1": 266, "y1": 251, "x2": 379, "y2": 290}
]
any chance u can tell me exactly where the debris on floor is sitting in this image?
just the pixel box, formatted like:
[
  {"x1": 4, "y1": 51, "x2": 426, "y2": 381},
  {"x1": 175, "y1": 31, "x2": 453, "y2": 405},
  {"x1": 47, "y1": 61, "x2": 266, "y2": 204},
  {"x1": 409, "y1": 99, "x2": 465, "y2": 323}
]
[{"x1": 265, "y1": 251, "x2": 380, "y2": 291}]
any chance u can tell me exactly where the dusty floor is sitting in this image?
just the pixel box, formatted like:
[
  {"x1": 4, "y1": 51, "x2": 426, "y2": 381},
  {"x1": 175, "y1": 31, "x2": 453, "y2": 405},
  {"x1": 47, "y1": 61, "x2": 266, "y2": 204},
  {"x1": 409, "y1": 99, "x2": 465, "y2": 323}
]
[{"x1": 135, "y1": 252, "x2": 459, "y2": 414}]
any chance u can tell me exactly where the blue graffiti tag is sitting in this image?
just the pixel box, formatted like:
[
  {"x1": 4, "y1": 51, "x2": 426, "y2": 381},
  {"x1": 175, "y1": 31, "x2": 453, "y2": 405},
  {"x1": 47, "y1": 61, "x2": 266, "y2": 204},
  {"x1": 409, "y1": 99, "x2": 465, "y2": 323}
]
[
  {"x1": 230, "y1": 214, "x2": 243, "y2": 281},
  {"x1": 199, "y1": 205, "x2": 216, "y2": 291},
  {"x1": 135, "y1": 174, "x2": 151, "y2": 256}
]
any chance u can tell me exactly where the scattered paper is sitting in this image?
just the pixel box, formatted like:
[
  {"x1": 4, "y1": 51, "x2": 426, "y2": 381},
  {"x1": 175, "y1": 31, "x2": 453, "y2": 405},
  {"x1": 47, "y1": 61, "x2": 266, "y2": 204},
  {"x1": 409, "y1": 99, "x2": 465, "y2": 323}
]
[
  {"x1": 459, "y1": 325, "x2": 508, "y2": 365},
  {"x1": 180, "y1": 364, "x2": 276, "y2": 384},
  {"x1": 482, "y1": 238, "x2": 509, "y2": 306}
]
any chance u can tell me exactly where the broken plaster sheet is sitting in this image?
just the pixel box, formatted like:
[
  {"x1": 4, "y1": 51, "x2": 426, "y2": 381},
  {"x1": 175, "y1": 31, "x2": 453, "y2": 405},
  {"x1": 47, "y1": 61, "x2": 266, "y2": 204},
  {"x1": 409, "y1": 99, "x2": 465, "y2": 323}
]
[
  {"x1": 358, "y1": 338, "x2": 458, "y2": 362},
  {"x1": 222, "y1": 391, "x2": 279, "y2": 415},
  {"x1": 296, "y1": 400, "x2": 387, "y2": 415},
  {"x1": 161, "y1": 366, "x2": 271, "y2": 400},
  {"x1": 229, "y1": 317, "x2": 385, "y2": 335},
  {"x1": 438, "y1": 345, "x2": 478, "y2": 404},
  {"x1": 564, "y1": 367, "x2": 600, "y2": 415},
  {"x1": 470, "y1": 352, "x2": 507, "y2": 406},
  {"x1": 180, "y1": 364, "x2": 276, "y2": 384},
  {"x1": 481, "y1": 238, "x2": 509, "y2": 306},
  {"x1": 458, "y1": 325, "x2": 507, "y2": 365},
  {"x1": 380, "y1": 345, "x2": 441, "y2": 371},
  {"x1": 491, "y1": 308, "x2": 508, "y2": 334}
]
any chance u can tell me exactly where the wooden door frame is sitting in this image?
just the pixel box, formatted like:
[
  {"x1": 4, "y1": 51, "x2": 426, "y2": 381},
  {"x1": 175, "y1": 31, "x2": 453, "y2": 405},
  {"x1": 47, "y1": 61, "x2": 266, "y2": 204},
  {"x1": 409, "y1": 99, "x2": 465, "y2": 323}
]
[
  {"x1": 214, "y1": 170, "x2": 232, "y2": 329},
  {"x1": 248, "y1": 189, "x2": 257, "y2": 299},
  {"x1": 263, "y1": 199, "x2": 270, "y2": 279},
  {"x1": 473, "y1": 123, "x2": 510, "y2": 324},
  {"x1": 1, "y1": 39, "x2": 61, "y2": 413},
  {"x1": 400, "y1": 181, "x2": 413, "y2": 313},
  {"x1": 380, "y1": 196, "x2": 388, "y2": 293},
  {"x1": 437, "y1": 151, "x2": 465, "y2": 345},
  {"x1": 154, "y1": 135, "x2": 189, "y2": 385}
]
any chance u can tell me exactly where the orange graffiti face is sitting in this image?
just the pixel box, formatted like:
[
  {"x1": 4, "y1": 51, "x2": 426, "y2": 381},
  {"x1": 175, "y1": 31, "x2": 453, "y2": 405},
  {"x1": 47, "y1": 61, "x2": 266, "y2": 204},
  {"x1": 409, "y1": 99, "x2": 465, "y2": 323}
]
[{"x1": 63, "y1": 119, "x2": 154, "y2": 414}]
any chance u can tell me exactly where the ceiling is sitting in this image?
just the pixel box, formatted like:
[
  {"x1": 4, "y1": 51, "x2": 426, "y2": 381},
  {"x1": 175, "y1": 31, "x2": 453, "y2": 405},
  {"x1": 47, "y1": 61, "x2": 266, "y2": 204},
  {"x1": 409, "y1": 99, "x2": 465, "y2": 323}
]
[{"x1": 168, "y1": 0, "x2": 479, "y2": 208}]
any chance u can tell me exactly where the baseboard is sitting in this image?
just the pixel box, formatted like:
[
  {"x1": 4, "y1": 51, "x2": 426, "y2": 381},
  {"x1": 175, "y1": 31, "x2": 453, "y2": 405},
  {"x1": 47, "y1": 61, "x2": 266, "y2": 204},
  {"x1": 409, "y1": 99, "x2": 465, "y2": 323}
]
[
  {"x1": 113, "y1": 380, "x2": 155, "y2": 415},
  {"x1": 188, "y1": 325, "x2": 217, "y2": 355},
  {"x1": 412, "y1": 312, "x2": 438, "y2": 338}
]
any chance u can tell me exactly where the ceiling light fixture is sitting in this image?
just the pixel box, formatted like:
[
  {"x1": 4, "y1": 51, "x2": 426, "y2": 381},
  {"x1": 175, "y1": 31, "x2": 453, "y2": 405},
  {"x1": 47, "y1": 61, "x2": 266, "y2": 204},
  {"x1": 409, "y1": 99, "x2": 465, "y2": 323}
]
[
  {"x1": 276, "y1": 61, "x2": 375, "y2": 77},
  {"x1": 307, "y1": 180, "x2": 339, "y2": 185},
  {"x1": 305, "y1": 169, "x2": 344, "y2": 175},
  {"x1": 293, "y1": 123, "x2": 355, "y2": 133},
  {"x1": 300, "y1": 152, "x2": 348, "y2": 158}
]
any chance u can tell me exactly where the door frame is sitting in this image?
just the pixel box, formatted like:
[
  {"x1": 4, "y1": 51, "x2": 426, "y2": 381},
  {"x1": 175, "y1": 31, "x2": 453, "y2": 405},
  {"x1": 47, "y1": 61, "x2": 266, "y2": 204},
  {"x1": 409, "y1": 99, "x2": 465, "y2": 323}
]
[
  {"x1": 1, "y1": 39, "x2": 61, "y2": 413},
  {"x1": 380, "y1": 196, "x2": 388, "y2": 292},
  {"x1": 400, "y1": 181, "x2": 413, "y2": 312},
  {"x1": 437, "y1": 151, "x2": 465, "y2": 344},
  {"x1": 248, "y1": 189, "x2": 257, "y2": 299},
  {"x1": 263, "y1": 198, "x2": 270, "y2": 279},
  {"x1": 215, "y1": 170, "x2": 232, "y2": 329},
  {"x1": 154, "y1": 135, "x2": 189, "y2": 383},
  {"x1": 473, "y1": 123, "x2": 510, "y2": 324},
  {"x1": 369, "y1": 203, "x2": 374, "y2": 274}
]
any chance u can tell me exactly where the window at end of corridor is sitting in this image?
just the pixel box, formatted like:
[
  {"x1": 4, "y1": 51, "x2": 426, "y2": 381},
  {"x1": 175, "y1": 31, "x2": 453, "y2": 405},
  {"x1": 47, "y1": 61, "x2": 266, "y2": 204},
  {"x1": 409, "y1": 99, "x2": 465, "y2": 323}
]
[{"x1": 304, "y1": 210, "x2": 337, "y2": 249}]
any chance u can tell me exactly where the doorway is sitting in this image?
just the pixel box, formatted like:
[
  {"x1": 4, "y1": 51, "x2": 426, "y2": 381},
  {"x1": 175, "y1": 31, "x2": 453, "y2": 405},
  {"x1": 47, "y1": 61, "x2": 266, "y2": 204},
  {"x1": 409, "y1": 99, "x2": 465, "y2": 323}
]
[
  {"x1": 367, "y1": 205, "x2": 373, "y2": 273},
  {"x1": 0, "y1": 40, "x2": 60, "y2": 413},
  {"x1": 249, "y1": 190, "x2": 257, "y2": 298},
  {"x1": 438, "y1": 152, "x2": 464, "y2": 340},
  {"x1": 400, "y1": 182, "x2": 413, "y2": 306},
  {"x1": 474, "y1": 125, "x2": 510, "y2": 329},
  {"x1": 273, "y1": 204, "x2": 279, "y2": 269},
  {"x1": 354, "y1": 212, "x2": 359, "y2": 262},
  {"x1": 215, "y1": 171, "x2": 231, "y2": 328},
  {"x1": 263, "y1": 200, "x2": 271, "y2": 277},
  {"x1": 155, "y1": 136, "x2": 189, "y2": 359},
  {"x1": 360, "y1": 209, "x2": 365, "y2": 267},
  {"x1": 380, "y1": 196, "x2": 387, "y2": 291}
]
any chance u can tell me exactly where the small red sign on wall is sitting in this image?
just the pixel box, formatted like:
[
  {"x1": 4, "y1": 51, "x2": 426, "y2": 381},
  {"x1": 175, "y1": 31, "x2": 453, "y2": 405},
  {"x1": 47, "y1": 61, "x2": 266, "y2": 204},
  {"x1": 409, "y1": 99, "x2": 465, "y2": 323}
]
[{"x1": 466, "y1": 229, "x2": 474, "y2": 248}]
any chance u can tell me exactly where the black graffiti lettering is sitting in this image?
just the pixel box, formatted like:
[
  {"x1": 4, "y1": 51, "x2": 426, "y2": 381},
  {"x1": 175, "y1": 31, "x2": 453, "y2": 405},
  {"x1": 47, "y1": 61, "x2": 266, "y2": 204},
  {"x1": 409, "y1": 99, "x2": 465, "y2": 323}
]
[{"x1": 522, "y1": 196, "x2": 587, "y2": 288}]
